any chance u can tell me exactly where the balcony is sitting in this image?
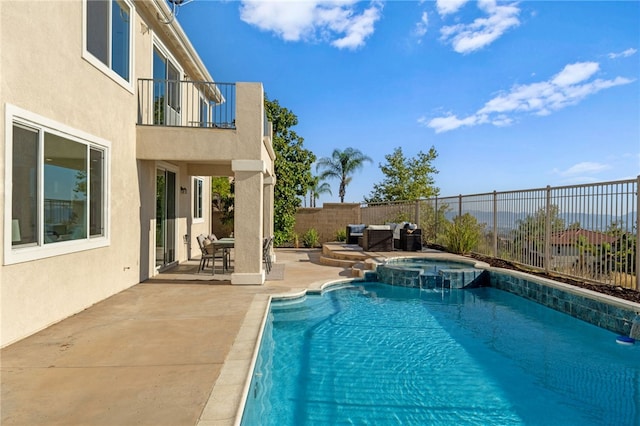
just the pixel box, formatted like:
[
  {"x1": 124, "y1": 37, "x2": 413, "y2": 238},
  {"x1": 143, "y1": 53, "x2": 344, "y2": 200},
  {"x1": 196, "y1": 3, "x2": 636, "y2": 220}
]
[
  {"x1": 138, "y1": 79, "x2": 236, "y2": 129},
  {"x1": 136, "y1": 80, "x2": 273, "y2": 172}
]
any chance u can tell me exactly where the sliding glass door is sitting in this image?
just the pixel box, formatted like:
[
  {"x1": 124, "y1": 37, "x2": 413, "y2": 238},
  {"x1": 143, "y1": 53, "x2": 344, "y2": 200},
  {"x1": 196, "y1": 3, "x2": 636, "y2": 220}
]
[{"x1": 156, "y1": 168, "x2": 176, "y2": 269}]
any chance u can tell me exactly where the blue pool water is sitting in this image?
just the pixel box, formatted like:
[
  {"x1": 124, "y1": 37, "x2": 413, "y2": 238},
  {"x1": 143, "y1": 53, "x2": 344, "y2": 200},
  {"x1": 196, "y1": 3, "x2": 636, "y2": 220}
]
[{"x1": 242, "y1": 284, "x2": 640, "y2": 425}]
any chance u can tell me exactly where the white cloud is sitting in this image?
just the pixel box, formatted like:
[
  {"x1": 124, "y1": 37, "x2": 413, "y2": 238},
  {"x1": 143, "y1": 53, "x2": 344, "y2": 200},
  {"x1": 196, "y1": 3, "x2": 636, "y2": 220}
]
[
  {"x1": 421, "y1": 61, "x2": 635, "y2": 133},
  {"x1": 608, "y1": 48, "x2": 638, "y2": 59},
  {"x1": 551, "y1": 62, "x2": 599, "y2": 86},
  {"x1": 439, "y1": 0, "x2": 520, "y2": 53},
  {"x1": 551, "y1": 162, "x2": 613, "y2": 185},
  {"x1": 556, "y1": 162, "x2": 611, "y2": 177},
  {"x1": 419, "y1": 113, "x2": 481, "y2": 133},
  {"x1": 239, "y1": 0, "x2": 383, "y2": 50},
  {"x1": 414, "y1": 11, "x2": 429, "y2": 39},
  {"x1": 436, "y1": 0, "x2": 469, "y2": 16},
  {"x1": 331, "y1": 3, "x2": 382, "y2": 49},
  {"x1": 557, "y1": 176, "x2": 601, "y2": 185}
]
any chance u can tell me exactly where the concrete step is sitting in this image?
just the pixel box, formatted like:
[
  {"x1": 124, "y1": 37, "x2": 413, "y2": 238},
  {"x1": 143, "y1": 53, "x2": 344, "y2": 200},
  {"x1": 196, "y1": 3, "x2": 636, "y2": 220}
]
[
  {"x1": 319, "y1": 255, "x2": 360, "y2": 268},
  {"x1": 322, "y1": 243, "x2": 365, "y2": 256},
  {"x1": 352, "y1": 263, "x2": 366, "y2": 278},
  {"x1": 329, "y1": 250, "x2": 369, "y2": 262}
]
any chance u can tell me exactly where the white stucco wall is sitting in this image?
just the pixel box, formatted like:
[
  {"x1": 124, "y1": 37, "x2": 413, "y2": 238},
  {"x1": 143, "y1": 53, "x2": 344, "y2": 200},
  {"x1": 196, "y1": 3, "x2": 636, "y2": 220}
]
[
  {"x1": 0, "y1": 1, "x2": 219, "y2": 347},
  {"x1": 1, "y1": 1, "x2": 144, "y2": 346}
]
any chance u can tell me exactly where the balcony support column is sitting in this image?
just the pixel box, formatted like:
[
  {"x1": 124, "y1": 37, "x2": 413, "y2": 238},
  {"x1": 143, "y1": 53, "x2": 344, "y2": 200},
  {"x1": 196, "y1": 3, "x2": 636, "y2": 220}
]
[{"x1": 231, "y1": 160, "x2": 266, "y2": 285}]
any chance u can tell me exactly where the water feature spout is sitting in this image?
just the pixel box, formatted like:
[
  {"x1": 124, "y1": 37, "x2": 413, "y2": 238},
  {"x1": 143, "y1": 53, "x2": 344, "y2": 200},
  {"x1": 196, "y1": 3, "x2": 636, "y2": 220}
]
[
  {"x1": 616, "y1": 314, "x2": 640, "y2": 345},
  {"x1": 629, "y1": 314, "x2": 640, "y2": 340}
]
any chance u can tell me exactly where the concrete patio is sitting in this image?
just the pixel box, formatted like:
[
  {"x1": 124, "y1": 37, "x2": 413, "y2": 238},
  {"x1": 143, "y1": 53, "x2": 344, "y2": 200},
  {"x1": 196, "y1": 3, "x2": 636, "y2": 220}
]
[{"x1": 1, "y1": 246, "x2": 447, "y2": 425}]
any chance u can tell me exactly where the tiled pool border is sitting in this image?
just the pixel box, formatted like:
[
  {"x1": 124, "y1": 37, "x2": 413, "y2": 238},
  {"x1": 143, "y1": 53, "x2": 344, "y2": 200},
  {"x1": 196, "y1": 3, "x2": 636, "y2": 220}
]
[{"x1": 487, "y1": 267, "x2": 640, "y2": 336}]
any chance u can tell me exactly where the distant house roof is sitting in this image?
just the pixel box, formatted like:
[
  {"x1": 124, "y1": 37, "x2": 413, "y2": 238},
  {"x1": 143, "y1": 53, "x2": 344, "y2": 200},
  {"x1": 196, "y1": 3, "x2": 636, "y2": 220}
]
[{"x1": 550, "y1": 229, "x2": 618, "y2": 246}]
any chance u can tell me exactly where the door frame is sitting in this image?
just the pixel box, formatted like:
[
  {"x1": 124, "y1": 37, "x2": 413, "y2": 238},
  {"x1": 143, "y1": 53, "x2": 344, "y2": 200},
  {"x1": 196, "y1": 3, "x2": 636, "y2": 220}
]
[{"x1": 155, "y1": 162, "x2": 179, "y2": 272}]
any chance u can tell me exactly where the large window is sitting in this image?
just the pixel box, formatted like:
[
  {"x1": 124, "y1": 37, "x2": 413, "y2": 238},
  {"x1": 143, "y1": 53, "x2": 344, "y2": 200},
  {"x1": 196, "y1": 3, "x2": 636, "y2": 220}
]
[
  {"x1": 85, "y1": 0, "x2": 133, "y2": 85},
  {"x1": 193, "y1": 178, "x2": 203, "y2": 220},
  {"x1": 6, "y1": 106, "x2": 109, "y2": 264}
]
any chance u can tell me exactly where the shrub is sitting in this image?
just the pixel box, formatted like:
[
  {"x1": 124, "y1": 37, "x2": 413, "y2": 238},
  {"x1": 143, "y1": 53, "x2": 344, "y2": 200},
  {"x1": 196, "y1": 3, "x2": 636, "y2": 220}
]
[
  {"x1": 291, "y1": 232, "x2": 300, "y2": 248},
  {"x1": 444, "y1": 213, "x2": 484, "y2": 255},
  {"x1": 302, "y1": 228, "x2": 320, "y2": 248},
  {"x1": 335, "y1": 228, "x2": 346, "y2": 242}
]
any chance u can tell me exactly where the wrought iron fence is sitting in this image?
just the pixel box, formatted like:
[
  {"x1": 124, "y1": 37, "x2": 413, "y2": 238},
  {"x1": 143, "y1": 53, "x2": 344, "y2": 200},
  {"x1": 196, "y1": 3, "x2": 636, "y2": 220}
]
[
  {"x1": 361, "y1": 177, "x2": 639, "y2": 289},
  {"x1": 137, "y1": 79, "x2": 236, "y2": 129}
]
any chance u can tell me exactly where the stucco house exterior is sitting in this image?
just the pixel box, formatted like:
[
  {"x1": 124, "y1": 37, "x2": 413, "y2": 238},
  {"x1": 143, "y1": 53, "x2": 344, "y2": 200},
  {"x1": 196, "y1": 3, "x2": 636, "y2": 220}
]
[
  {"x1": 1, "y1": 0, "x2": 275, "y2": 347},
  {"x1": 549, "y1": 228, "x2": 618, "y2": 272}
]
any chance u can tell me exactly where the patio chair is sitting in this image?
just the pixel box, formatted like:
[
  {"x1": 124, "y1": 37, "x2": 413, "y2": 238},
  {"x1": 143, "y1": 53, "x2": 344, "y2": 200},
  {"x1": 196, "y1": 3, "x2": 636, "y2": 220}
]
[
  {"x1": 196, "y1": 234, "x2": 213, "y2": 273},
  {"x1": 400, "y1": 227, "x2": 422, "y2": 251},
  {"x1": 196, "y1": 234, "x2": 229, "y2": 274},
  {"x1": 346, "y1": 224, "x2": 366, "y2": 244},
  {"x1": 362, "y1": 225, "x2": 393, "y2": 251},
  {"x1": 263, "y1": 236, "x2": 273, "y2": 274}
]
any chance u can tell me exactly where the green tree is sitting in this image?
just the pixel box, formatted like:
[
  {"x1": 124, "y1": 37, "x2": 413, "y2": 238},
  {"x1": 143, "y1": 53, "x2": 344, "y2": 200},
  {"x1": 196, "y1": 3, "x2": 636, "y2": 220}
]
[
  {"x1": 316, "y1": 147, "x2": 372, "y2": 203},
  {"x1": 211, "y1": 177, "x2": 234, "y2": 229},
  {"x1": 265, "y1": 97, "x2": 316, "y2": 246},
  {"x1": 444, "y1": 213, "x2": 485, "y2": 255},
  {"x1": 308, "y1": 175, "x2": 332, "y2": 208},
  {"x1": 603, "y1": 221, "x2": 636, "y2": 277},
  {"x1": 365, "y1": 146, "x2": 439, "y2": 202},
  {"x1": 419, "y1": 201, "x2": 450, "y2": 244}
]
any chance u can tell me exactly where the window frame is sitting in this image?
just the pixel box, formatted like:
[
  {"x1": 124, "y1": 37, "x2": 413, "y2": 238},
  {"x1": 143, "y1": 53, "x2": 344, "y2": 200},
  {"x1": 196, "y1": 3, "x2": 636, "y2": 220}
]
[
  {"x1": 4, "y1": 104, "x2": 111, "y2": 265},
  {"x1": 199, "y1": 95, "x2": 209, "y2": 128},
  {"x1": 151, "y1": 38, "x2": 184, "y2": 126},
  {"x1": 82, "y1": 0, "x2": 135, "y2": 93},
  {"x1": 193, "y1": 177, "x2": 204, "y2": 222}
]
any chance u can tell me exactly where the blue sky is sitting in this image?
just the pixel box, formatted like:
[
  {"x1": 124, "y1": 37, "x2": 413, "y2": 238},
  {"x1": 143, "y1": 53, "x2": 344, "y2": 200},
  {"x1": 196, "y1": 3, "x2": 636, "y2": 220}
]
[{"x1": 176, "y1": 0, "x2": 639, "y2": 204}]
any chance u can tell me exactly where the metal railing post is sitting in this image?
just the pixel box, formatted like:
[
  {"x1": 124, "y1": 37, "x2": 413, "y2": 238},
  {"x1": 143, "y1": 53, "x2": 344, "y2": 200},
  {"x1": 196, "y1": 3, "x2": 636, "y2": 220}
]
[
  {"x1": 458, "y1": 194, "x2": 462, "y2": 218},
  {"x1": 544, "y1": 185, "x2": 551, "y2": 273},
  {"x1": 636, "y1": 175, "x2": 640, "y2": 291},
  {"x1": 493, "y1": 190, "x2": 498, "y2": 258},
  {"x1": 434, "y1": 197, "x2": 439, "y2": 241}
]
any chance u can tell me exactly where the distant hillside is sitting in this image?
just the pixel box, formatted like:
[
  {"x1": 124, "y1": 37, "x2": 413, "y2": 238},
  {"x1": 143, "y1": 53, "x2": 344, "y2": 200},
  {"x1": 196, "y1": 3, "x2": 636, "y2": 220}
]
[{"x1": 444, "y1": 209, "x2": 637, "y2": 232}]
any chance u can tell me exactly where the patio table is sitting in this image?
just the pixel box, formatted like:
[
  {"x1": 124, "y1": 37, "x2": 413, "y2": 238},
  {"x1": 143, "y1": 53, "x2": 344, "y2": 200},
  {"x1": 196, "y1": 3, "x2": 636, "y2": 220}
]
[{"x1": 211, "y1": 238, "x2": 234, "y2": 272}]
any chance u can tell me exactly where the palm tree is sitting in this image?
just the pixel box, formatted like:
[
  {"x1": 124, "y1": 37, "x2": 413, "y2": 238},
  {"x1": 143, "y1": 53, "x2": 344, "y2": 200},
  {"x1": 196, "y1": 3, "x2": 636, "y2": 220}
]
[
  {"x1": 316, "y1": 148, "x2": 372, "y2": 203},
  {"x1": 309, "y1": 176, "x2": 332, "y2": 207}
]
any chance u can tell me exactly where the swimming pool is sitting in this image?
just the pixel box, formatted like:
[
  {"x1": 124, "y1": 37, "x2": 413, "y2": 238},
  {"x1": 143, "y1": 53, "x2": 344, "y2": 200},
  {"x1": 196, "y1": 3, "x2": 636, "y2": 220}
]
[{"x1": 241, "y1": 283, "x2": 640, "y2": 425}]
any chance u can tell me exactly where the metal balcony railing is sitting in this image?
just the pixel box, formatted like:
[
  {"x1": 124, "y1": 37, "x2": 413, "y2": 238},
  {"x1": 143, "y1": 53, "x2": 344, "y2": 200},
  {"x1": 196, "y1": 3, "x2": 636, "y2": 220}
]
[{"x1": 137, "y1": 79, "x2": 236, "y2": 129}]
